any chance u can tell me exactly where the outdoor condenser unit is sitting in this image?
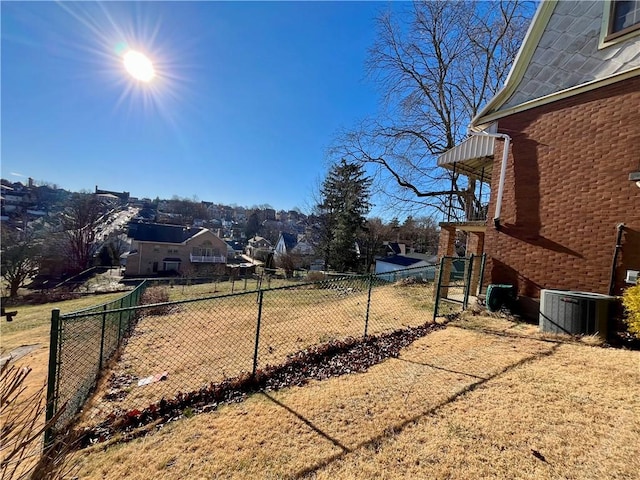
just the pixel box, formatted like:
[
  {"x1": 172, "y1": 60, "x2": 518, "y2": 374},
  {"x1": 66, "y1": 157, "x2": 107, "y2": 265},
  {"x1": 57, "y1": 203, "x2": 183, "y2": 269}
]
[{"x1": 539, "y1": 290, "x2": 615, "y2": 337}]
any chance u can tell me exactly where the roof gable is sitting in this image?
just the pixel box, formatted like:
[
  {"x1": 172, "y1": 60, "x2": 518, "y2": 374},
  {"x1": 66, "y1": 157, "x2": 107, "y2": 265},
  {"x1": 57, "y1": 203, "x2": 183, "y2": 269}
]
[
  {"x1": 474, "y1": 0, "x2": 640, "y2": 126},
  {"x1": 280, "y1": 232, "x2": 297, "y2": 251},
  {"x1": 128, "y1": 223, "x2": 202, "y2": 243}
]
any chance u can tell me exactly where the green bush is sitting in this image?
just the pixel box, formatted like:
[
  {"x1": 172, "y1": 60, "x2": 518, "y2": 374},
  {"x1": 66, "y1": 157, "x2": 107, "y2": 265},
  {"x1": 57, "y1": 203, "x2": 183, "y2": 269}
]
[{"x1": 622, "y1": 284, "x2": 640, "y2": 339}]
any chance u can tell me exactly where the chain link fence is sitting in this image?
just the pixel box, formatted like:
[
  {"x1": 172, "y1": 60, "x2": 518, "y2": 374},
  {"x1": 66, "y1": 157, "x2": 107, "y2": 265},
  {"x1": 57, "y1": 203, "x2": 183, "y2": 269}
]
[
  {"x1": 45, "y1": 282, "x2": 147, "y2": 438},
  {"x1": 46, "y1": 265, "x2": 445, "y2": 438},
  {"x1": 433, "y1": 254, "x2": 485, "y2": 320}
]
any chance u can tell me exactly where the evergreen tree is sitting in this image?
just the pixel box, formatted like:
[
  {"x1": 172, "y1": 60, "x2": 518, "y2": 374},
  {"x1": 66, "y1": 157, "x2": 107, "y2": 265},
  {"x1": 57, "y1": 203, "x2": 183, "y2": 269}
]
[{"x1": 318, "y1": 159, "x2": 372, "y2": 272}]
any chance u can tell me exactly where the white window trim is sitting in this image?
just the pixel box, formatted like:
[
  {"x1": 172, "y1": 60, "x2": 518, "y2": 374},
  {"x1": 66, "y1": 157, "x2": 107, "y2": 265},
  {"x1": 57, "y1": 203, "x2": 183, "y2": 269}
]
[{"x1": 599, "y1": 0, "x2": 640, "y2": 49}]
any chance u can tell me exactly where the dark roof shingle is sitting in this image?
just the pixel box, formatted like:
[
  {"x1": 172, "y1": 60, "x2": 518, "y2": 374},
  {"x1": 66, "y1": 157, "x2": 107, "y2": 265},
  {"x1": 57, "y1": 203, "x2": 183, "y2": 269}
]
[{"x1": 128, "y1": 223, "x2": 201, "y2": 243}]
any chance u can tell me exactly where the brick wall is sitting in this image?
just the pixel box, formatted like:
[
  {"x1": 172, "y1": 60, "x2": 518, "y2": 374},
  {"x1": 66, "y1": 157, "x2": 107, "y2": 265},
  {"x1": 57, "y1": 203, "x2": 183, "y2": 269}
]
[{"x1": 483, "y1": 76, "x2": 640, "y2": 314}]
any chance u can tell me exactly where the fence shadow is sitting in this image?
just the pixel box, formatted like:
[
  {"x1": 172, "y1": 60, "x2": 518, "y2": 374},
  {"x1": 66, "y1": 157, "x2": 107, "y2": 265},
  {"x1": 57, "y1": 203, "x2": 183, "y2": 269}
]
[
  {"x1": 290, "y1": 342, "x2": 560, "y2": 479},
  {"x1": 261, "y1": 392, "x2": 352, "y2": 454}
]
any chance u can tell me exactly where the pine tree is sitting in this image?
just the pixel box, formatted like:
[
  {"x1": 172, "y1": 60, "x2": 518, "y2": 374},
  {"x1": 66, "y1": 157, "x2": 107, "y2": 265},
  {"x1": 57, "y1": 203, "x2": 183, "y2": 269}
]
[{"x1": 318, "y1": 159, "x2": 372, "y2": 272}]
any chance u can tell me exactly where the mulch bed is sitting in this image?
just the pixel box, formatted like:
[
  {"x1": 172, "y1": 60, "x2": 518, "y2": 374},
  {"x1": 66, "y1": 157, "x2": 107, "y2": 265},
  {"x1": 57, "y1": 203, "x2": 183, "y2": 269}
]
[{"x1": 74, "y1": 322, "x2": 445, "y2": 448}]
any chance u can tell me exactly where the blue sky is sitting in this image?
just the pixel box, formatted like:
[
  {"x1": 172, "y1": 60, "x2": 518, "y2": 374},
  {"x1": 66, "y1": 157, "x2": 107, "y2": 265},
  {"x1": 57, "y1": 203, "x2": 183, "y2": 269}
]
[{"x1": 2, "y1": 1, "x2": 386, "y2": 212}]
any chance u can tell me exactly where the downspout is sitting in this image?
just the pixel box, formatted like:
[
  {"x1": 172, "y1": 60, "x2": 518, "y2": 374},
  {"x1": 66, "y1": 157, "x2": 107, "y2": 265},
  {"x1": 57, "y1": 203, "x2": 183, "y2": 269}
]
[
  {"x1": 469, "y1": 131, "x2": 511, "y2": 229},
  {"x1": 608, "y1": 223, "x2": 625, "y2": 296}
]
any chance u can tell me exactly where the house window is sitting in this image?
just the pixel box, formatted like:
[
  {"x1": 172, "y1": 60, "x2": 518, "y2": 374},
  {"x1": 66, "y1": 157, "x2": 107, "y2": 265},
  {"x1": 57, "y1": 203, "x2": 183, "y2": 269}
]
[
  {"x1": 153, "y1": 245, "x2": 160, "y2": 253},
  {"x1": 605, "y1": 0, "x2": 640, "y2": 41},
  {"x1": 168, "y1": 247, "x2": 179, "y2": 254},
  {"x1": 192, "y1": 247, "x2": 220, "y2": 257},
  {"x1": 163, "y1": 261, "x2": 180, "y2": 272},
  {"x1": 192, "y1": 241, "x2": 220, "y2": 258}
]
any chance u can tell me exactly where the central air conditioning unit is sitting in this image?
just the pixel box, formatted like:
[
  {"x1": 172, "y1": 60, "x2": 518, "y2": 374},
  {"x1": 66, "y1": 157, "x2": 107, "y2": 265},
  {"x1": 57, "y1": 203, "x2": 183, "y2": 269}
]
[{"x1": 539, "y1": 290, "x2": 615, "y2": 338}]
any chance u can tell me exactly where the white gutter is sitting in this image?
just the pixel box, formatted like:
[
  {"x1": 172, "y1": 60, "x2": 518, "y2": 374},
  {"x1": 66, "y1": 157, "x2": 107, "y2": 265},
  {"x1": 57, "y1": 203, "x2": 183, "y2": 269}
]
[{"x1": 469, "y1": 131, "x2": 511, "y2": 228}]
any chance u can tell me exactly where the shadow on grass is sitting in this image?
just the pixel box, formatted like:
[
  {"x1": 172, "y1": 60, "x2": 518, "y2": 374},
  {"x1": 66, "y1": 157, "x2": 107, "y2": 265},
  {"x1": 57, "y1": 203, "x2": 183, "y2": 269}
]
[
  {"x1": 395, "y1": 357, "x2": 488, "y2": 380},
  {"x1": 269, "y1": 343, "x2": 562, "y2": 479},
  {"x1": 261, "y1": 392, "x2": 352, "y2": 454},
  {"x1": 451, "y1": 323, "x2": 573, "y2": 345}
]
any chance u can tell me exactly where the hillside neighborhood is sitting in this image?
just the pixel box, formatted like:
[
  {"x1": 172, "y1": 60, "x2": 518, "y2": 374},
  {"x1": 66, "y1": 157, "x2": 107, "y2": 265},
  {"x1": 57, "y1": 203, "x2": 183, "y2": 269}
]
[{"x1": 1, "y1": 179, "x2": 441, "y2": 294}]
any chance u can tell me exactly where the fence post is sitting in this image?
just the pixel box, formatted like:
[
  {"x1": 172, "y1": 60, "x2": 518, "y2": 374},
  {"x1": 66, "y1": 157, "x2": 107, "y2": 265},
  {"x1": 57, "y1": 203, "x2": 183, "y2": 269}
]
[
  {"x1": 463, "y1": 254, "x2": 475, "y2": 310},
  {"x1": 433, "y1": 257, "x2": 445, "y2": 322},
  {"x1": 118, "y1": 297, "x2": 124, "y2": 344},
  {"x1": 98, "y1": 304, "x2": 107, "y2": 371},
  {"x1": 44, "y1": 309, "x2": 61, "y2": 446},
  {"x1": 477, "y1": 253, "x2": 487, "y2": 296},
  {"x1": 364, "y1": 275, "x2": 373, "y2": 337},
  {"x1": 252, "y1": 290, "x2": 264, "y2": 376}
]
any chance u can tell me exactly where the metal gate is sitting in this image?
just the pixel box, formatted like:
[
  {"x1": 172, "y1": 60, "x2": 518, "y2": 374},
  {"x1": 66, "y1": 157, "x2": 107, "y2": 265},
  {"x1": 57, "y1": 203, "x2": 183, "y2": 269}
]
[{"x1": 433, "y1": 254, "x2": 486, "y2": 321}]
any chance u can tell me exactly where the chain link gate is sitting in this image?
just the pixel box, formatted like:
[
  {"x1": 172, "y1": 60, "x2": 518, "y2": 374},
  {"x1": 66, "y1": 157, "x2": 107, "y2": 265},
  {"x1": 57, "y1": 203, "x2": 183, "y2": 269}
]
[{"x1": 433, "y1": 254, "x2": 486, "y2": 321}]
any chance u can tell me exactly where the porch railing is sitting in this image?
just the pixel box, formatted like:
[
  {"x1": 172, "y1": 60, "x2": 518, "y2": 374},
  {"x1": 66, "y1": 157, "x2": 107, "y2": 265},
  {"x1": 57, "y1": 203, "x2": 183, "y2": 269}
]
[
  {"x1": 445, "y1": 203, "x2": 489, "y2": 223},
  {"x1": 190, "y1": 254, "x2": 226, "y2": 263}
]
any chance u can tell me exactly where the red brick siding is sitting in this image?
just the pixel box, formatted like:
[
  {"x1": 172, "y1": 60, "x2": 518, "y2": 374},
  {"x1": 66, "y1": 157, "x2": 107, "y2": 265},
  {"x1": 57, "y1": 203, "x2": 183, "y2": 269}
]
[{"x1": 483, "y1": 76, "x2": 640, "y2": 303}]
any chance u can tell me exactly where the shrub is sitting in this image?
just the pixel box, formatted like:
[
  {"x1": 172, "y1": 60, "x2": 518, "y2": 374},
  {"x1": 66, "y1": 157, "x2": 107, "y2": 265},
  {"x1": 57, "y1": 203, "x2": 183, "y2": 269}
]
[
  {"x1": 622, "y1": 284, "x2": 640, "y2": 339},
  {"x1": 306, "y1": 271, "x2": 326, "y2": 283},
  {"x1": 141, "y1": 285, "x2": 169, "y2": 304},
  {"x1": 140, "y1": 286, "x2": 171, "y2": 316}
]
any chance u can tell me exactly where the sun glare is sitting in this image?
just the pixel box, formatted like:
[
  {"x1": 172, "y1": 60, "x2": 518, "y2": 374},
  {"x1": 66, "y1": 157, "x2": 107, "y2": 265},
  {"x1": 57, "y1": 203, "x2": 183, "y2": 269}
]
[{"x1": 123, "y1": 50, "x2": 155, "y2": 82}]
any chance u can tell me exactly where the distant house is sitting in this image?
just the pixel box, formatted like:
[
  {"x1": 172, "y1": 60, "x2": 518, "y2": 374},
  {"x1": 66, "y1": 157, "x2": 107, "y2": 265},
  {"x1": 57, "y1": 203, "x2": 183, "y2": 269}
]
[
  {"x1": 95, "y1": 186, "x2": 129, "y2": 204},
  {"x1": 274, "y1": 232, "x2": 315, "y2": 258},
  {"x1": 375, "y1": 255, "x2": 435, "y2": 281},
  {"x1": 225, "y1": 240, "x2": 244, "y2": 259},
  {"x1": 383, "y1": 242, "x2": 406, "y2": 256},
  {"x1": 436, "y1": 0, "x2": 640, "y2": 316},
  {"x1": 124, "y1": 223, "x2": 228, "y2": 276},
  {"x1": 246, "y1": 236, "x2": 273, "y2": 260}
]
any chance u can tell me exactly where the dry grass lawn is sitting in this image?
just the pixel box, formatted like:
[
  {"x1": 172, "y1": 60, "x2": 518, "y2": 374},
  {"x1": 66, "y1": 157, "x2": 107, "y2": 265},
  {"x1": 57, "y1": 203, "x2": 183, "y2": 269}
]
[
  {"x1": 82, "y1": 283, "x2": 437, "y2": 423},
  {"x1": 1, "y1": 293, "x2": 127, "y2": 389},
  {"x1": 69, "y1": 318, "x2": 639, "y2": 479}
]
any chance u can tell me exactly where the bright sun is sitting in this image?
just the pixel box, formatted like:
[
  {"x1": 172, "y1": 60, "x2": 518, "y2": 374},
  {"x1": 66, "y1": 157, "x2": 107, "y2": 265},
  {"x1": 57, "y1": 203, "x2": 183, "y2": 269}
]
[{"x1": 123, "y1": 50, "x2": 155, "y2": 82}]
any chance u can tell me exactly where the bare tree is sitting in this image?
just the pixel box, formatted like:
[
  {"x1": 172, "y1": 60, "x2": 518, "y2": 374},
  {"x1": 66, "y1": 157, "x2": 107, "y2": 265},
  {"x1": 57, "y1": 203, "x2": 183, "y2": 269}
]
[
  {"x1": 276, "y1": 252, "x2": 300, "y2": 278},
  {"x1": 333, "y1": 1, "x2": 533, "y2": 219},
  {"x1": 1, "y1": 228, "x2": 40, "y2": 297},
  {"x1": 61, "y1": 193, "x2": 104, "y2": 273}
]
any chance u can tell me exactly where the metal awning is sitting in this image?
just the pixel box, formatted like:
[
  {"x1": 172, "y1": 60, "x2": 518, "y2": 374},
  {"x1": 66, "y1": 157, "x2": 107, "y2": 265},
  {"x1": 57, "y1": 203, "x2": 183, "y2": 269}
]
[{"x1": 437, "y1": 134, "x2": 495, "y2": 182}]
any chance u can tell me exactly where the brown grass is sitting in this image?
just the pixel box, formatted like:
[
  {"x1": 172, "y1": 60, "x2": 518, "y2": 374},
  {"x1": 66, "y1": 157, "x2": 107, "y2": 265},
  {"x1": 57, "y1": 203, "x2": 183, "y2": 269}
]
[
  {"x1": 68, "y1": 317, "x2": 639, "y2": 479},
  {"x1": 81, "y1": 283, "x2": 437, "y2": 424},
  {"x1": 163, "y1": 277, "x2": 301, "y2": 302},
  {"x1": 0, "y1": 293, "x2": 127, "y2": 394}
]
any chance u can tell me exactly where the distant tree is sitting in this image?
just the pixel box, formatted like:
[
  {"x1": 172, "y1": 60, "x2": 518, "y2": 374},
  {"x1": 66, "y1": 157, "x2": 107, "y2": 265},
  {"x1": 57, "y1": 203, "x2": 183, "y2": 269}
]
[
  {"x1": 276, "y1": 252, "x2": 299, "y2": 278},
  {"x1": 359, "y1": 217, "x2": 391, "y2": 272},
  {"x1": 98, "y1": 245, "x2": 115, "y2": 267},
  {"x1": 38, "y1": 232, "x2": 69, "y2": 278},
  {"x1": 61, "y1": 193, "x2": 103, "y2": 273},
  {"x1": 1, "y1": 229, "x2": 40, "y2": 297},
  {"x1": 412, "y1": 216, "x2": 440, "y2": 254},
  {"x1": 164, "y1": 198, "x2": 210, "y2": 224},
  {"x1": 317, "y1": 159, "x2": 372, "y2": 272},
  {"x1": 245, "y1": 211, "x2": 261, "y2": 239},
  {"x1": 263, "y1": 252, "x2": 276, "y2": 273},
  {"x1": 260, "y1": 222, "x2": 280, "y2": 246}
]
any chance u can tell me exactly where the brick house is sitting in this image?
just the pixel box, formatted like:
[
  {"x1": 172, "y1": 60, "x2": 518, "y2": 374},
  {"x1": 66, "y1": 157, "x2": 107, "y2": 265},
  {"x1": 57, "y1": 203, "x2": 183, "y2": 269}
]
[
  {"x1": 437, "y1": 0, "x2": 640, "y2": 317},
  {"x1": 124, "y1": 223, "x2": 228, "y2": 276}
]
